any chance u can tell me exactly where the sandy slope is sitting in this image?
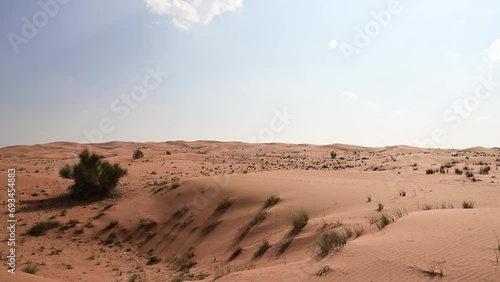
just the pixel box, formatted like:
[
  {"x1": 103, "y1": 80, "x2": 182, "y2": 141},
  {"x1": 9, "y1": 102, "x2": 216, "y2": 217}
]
[{"x1": 0, "y1": 141, "x2": 499, "y2": 281}]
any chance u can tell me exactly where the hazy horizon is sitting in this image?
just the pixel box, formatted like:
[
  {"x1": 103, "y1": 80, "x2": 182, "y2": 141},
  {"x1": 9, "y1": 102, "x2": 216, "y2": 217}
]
[{"x1": 2, "y1": 0, "x2": 500, "y2": 148}]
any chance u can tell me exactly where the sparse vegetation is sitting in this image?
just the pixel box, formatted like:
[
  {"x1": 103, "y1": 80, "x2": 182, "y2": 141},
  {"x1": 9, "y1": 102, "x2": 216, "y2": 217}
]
[
  {"x1": 129, "y1": 274, "x2": 146, "y2": 282},
  {"x1": 237, "y1": 210, "x2": 268, "y2": 241},
  {"x1": 291, "y1": 210, "x2": 309, "y2": 234},
  {"x1": 133, "y1": 148, "x2": 144, "y2": 160},
  {"x1": 170, "y1": 178, "x2": 180, "y2": 189},
  {"x1": 479, "y1": 166, "x2": 491, "y2": 175},
  {"x1": 22, "y1": 261, "x2": 40, "y2": 274},
  {"x1": 146, "y1": 256, "x2": 161, "y2": 265},
  {"x1": 173, "y1": 247, "x2": 197, "y2": 273},
  {"x1": 27, "y1": 221, "x2": 62, "y2": 236},
  {"x1": 59, "y1": 149, "x2": 127, "y2": 198},
  {"x1": 393, "y1": 207, "x2": 408, "y2": 219},
  {"x1": 420, "y1": 265, "x2": 444, "y2": 278},
  {"x1": 316, "y1": 231, "x2": 348, "y2": 257},
  {"x1": 253, "y1": 239, "x2": 270, "y2": 258},
  {"x1": 377, "y1": 203, "x2": 384, "y2": 211},
  {"x1": 277, "y1": 238, "x2": 293, "y2": 255},
  {"x1": 263, "y1": 195, "x2": 280, "y2": 209},
  {"x1": 103, "y1": 220, "x2": 118, "y2": 232},
  {"x1": 353, "y1": 225, "x2": 364, "y2": 238},
  {"x1": 422, "y1": 203, "x2": 433, "y2": 211},
  {"x1": 228, "y1": 246, "x2": 242, "y2": 261},
  {"x1": 371, "y1": 214, "x2": 392, "y2": 230},
  {"x1": 201, "y1": 218, "x2": 222, "y2": 235},
  {"x1": 216, "y1": 197, "x2": 235, "y2": 213},
  {"x1": 462, "y1": 200, "x2": 475, "y2": 209},
  {"x1": 60, "y1": 219, "x2": 79, "y2": 231},
  {"x1": 104, "y1": 232, "x2": 117, "y2": 245}
]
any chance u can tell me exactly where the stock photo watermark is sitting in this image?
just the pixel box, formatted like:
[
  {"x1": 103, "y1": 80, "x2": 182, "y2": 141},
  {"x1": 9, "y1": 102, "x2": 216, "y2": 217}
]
[
  {"x1": 416, "y1": 67, "x2": 499, "y2": 149},
  {"x1": 7, "y1": 0, "x2": 70, "y2": 54},
  {"x1": 6, "y1": 168, "x2": 17, "y2": 274},
  {"x1": 332, "y1": 0, "x2": 403, "y2": 63},
  {"x1": 82, "y1": 64, "x2": 168, "y2": 143}
]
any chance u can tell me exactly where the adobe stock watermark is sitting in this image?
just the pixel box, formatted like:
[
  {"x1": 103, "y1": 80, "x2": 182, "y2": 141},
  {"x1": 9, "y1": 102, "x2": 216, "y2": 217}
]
[
  {"x1": 7, "y1": 0, "x2": 70, "y2": 54},
  {"x1": 416, "y1": 67, "x2": 499, "y2": 149},
  {"x1": 247, "y1": 107, "x2": 295, "y2": 143},
  {"x1": 381, "y1": 67, "x2": 498, "y2": 193},
  {"x1": 336, "y1": 0, "x2": 403, "y2": 63},
  {"x1": 82, "y1": 65, "x2": 168, "y2": 143}
]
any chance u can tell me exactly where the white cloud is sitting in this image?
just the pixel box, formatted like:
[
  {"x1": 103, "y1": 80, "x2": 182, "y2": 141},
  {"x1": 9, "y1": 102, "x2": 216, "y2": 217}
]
[
  {"x1": 487, "y1": 39, "x2": 500, "y2": 62},
  {"x1": 342, "y1": 91, "x2": 358, "y2": 100},
  {"x1": 144, "y1": 0, "x2": 243, "y2": 30}
]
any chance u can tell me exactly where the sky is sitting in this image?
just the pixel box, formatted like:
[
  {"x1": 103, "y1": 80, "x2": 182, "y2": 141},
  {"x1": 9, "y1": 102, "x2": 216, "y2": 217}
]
[{"x1": 1, "y1": 0, "x2": 500, "y2": 149}]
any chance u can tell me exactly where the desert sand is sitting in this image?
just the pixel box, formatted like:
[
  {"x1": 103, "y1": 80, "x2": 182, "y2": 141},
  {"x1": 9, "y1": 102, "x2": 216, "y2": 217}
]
[{"x1": 1, "y1": 141, "x2": 499, "y2": 281}]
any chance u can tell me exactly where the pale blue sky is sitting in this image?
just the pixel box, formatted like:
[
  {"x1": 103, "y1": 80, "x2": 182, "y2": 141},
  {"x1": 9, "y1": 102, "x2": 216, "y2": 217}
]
[{"x1": 1, "y1": 0, "x2": 500, "y2": 148}]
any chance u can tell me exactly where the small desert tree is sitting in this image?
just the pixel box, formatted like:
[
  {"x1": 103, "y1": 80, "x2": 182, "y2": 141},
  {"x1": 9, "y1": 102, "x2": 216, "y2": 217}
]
[{"x1": 59, "y1": 149, "x2": 127, "y2": 198}]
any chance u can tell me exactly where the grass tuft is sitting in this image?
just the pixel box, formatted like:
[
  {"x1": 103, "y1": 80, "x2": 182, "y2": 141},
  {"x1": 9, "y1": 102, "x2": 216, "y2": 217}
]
[
  {"x1": 422, "y1": 203, "x2": 433, "y2": 211},
  {"x1": 291, "y1": 210, "x2": 309, "y2": 234},
  {"x1": 22, "y1": 261, "x2": 40, "y2": 274},
  {"x1": 277, "y1": 238, "x2": 292, "y2": 255},
  {"x1": 393, "y1": 207, "x2": 408, "y2": 219},
  {"x1": 253, "y1": 239, "x2": 270, "y2": 258},
  {"x1": 27, "y1": 221, "x2": 62, "y2": 236},
  {"x1": 237, "y1": 210, "x2": 268, "y2": 241},
  {"x1": 371, "y1": 214, "x2": 392, "y2": 230},
  {"x1": 263, "y1": 195, "x2": 280, "y2": 209},
  {"x1": 228, "y1": 246, "x2": 242, "y2": 261},
  {"x1": 215, "y1": 197, "x2": 235, "y2": 213},
  {"x1": 316, "y1": 231, "x2": 348, "y2": 257},
  {"x1": 462, "y1": 200, "x2": 475, "y2": 209},
  {"x1": 201, "y1": 218, "x2": 222, "y2": 235}
]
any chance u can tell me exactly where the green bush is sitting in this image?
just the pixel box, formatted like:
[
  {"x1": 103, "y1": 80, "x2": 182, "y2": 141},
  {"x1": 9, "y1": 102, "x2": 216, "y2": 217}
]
[
  {"x1": 59, "y1": 149, "x2": 127, "y2": 198},
  {"x1": 133, "y1": 148, "x2": 144, "y2": 160}
]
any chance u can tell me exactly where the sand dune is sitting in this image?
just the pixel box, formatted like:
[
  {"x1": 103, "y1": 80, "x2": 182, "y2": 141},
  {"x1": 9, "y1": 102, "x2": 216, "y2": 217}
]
[{"x1": 0, "y1": 141, "x2": 499, "y2": 281}]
